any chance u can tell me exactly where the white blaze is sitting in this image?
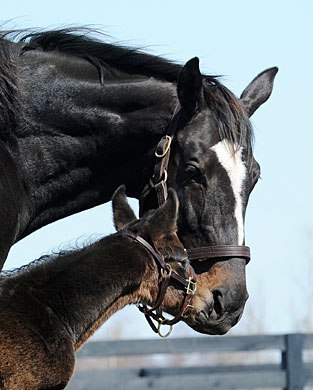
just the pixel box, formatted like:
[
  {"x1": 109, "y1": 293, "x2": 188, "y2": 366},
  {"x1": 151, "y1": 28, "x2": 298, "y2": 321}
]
[{"x1": 211, "y1": 140, "x2": 246, "y2": 245}]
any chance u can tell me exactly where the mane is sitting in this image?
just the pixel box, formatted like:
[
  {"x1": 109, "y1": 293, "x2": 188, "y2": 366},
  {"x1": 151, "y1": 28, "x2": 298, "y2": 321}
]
[
  {"x1": 19, "y1": 29, "x2": 253, "y2": 144},
  {"x1": 0, "y1": 36, "x2": 20, "y2": 136},
  {"x1": 18, "y1": 28, "x2": 223, "y2": 86},
  {"x1": 0, "y1": 242, "x2": 94, "y2": 283},
  {"x1": 19, "y1": 29, "x2": 252, "y2": 142},
  {"x1": 19, "y1": 28, "x2": 186, "y2": 83},
  {"x1": 0, "y1": 28, "x2": 253, "y2": 153}
]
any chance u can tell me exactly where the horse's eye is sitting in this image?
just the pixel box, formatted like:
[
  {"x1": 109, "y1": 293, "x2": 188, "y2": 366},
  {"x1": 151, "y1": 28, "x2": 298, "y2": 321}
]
[
  {"x1": 184, "y1": 164, "x2": 202, "y2": 183},
  {"x1": 185, "y1": 164, "x2": 199, "y2": 175}
]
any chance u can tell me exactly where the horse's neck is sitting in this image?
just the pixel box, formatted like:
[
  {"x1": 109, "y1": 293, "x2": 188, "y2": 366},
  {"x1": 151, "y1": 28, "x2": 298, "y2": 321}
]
[
  {"x1": 10, "y1": 52, "x2": 177, "y2": 239},
  {"x1": 32, "y1": 234, "x2": 158, "y2": 349}
]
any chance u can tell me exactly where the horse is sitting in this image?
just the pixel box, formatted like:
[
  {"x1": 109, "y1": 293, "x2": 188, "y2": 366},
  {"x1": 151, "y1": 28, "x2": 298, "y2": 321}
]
[
  {"x1": 0, "y1": 187, "x2": 219, "y2": 389},
  {"x1": 0, "y1": 28, "x2": 277, "y2": 334}
]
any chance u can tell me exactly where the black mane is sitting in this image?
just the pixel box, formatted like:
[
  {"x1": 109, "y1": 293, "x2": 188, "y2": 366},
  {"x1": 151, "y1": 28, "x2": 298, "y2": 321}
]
[
  {"x1": 18, "y1": 29, "x2": 252, "y2": 148},
  {"x1": 0, "y1": 36, "x2": 20, "y2": 135},
  {"x1": 0, "y1": 27, "x2": 252, "y2": 153},
  {"x1": 20, "y1": 28, "x2": 186, "y2": 83}
]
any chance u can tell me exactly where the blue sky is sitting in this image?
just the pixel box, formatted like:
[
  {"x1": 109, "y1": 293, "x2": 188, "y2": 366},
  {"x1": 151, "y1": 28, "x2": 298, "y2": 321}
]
[{"x1": 1, "y1": 1, "x2": 313, "y2": 338}]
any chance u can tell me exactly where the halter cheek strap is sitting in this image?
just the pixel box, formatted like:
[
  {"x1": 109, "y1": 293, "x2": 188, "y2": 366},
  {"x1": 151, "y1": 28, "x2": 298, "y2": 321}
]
[{"x1": 139, "y1": 106, "x2": 183, "y2": 216}]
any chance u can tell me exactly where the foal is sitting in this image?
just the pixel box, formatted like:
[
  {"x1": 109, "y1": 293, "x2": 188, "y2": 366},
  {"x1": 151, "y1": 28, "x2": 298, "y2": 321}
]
[{"x1": 0, "y1": 187, "x2": 200, "y2": 389}]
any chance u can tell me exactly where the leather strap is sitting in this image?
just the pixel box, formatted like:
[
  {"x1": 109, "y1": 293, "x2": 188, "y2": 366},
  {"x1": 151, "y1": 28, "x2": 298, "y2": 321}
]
[
  {"x1": 124, "y1": 231, "x2": 169, "y2": 270},
  {"x1": 139, "y1": 107, "x2": 182, "y2": 217},
  {"x1": 124, "y1": 231, "x2": 192, "y2": 286},
  {"x1": 187, "y1": 245, "x2": 251, "y2": 264},
  {"x1": 122, "y1": 231, "x2": 197, "y2": 336}
]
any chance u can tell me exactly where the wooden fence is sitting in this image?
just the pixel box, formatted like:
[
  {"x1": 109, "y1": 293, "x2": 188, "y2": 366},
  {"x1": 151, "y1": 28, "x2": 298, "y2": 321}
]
[{"x1": 67, "y1": 333, "x2": 313, "y2": 389}]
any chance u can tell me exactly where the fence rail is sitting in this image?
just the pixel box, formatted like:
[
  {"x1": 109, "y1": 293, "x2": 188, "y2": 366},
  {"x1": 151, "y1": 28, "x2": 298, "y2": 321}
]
[{"x1": 67, "y1": 333, "x2": 313, "y2": 389}]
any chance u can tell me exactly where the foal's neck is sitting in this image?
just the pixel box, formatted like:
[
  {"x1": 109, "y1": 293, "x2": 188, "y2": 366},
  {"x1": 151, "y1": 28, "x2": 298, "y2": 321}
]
[{"x1": 35, "y1": 233, "x2": 158, "y2": 349}]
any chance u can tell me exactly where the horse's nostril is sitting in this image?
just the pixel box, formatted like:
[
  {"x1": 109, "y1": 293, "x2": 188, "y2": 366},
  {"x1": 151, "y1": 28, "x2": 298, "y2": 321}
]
[{"x1": 212, "y1": 289, "x2": 225, "y2": 316}]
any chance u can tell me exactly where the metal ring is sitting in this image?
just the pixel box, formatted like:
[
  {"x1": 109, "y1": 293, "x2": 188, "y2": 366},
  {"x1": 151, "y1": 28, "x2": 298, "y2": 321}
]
[
  {"x1": 157, "y1": 322, "x2": 173, "y2": 338},
  {"x1": 155, "y1": 135, "x2": 172, "y2": 158},
  {"x1": 162, "y1": 169, "x2": 168, "y2": 184}
]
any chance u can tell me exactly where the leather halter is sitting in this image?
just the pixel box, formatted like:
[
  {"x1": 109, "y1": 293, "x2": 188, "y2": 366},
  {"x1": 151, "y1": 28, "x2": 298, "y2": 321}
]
[
  {"x1": 139, "y1": 107, "x2": 251, "y2": 265},
  {"x1": 123, "y1": 231, "x2": 197, "y2": 338}
]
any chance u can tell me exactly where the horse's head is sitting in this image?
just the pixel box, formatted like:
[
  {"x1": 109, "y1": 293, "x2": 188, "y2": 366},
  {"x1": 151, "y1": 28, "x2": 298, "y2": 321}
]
[
  {"x1": 162, "y1": 58, "x2": 278, "y2": 334},
  {"x1": 115, "y1": 186, "x2": 257, "y2": 336}
]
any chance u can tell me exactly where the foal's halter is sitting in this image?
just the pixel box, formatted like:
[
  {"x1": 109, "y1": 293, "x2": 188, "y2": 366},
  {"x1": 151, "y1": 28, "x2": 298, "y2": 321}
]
[
  {"x1": 123, "y1": 231, "x2": 197, "y2": 338},
  {"x1": 139, "y1": 107, "x2": 251, "y2": 265}
]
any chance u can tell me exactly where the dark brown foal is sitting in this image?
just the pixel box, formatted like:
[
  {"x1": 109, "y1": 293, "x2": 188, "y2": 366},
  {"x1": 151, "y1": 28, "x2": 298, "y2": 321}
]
[{"x1": 0, "y1": 188, "x2": 209, "y2": 389}]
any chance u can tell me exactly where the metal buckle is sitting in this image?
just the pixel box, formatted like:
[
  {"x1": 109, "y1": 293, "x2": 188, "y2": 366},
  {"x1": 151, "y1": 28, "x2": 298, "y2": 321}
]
[
  {"x1": 181, "y1": 303, "x2": 194, "y2": 318},
  {"x1": 161, "y1": 263, "x2": 172, "y2": 279},
  {"x1": 155, "y1": 135, "x2": 172, "y2": 158},
  {"x1": 185, "y1": 277, "x2": 197, "y2": 295}
]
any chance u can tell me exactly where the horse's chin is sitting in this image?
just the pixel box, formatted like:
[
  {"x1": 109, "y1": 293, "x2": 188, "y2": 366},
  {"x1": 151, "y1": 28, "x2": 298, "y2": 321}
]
[
  {"x1": 188, "y1": 322, "x2": 232, "y2": 335},
  {"x1": 185, "y1": 310, "x2": 244, "y2": 335}
]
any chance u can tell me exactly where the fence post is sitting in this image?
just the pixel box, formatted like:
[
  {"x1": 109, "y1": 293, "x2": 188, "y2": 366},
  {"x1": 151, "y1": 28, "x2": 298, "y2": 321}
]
[{"x1": 282, "y1": 333, "x2": 304, "y2": 390}]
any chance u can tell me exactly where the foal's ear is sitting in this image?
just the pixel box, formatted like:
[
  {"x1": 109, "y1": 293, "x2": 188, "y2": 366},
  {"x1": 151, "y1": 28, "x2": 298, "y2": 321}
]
[
  {"x1": 177, "y1": 57, "x2": 203, "y2": 115},
  {"x1": 112, "y1": 186, "x2": 137, "y2": 231},
  {"x1": 149, "y1": 189, "x2": 179, "y2": 238},
  {"x1": 240, "y1": 67, "x2": 278, "y2": 117}
]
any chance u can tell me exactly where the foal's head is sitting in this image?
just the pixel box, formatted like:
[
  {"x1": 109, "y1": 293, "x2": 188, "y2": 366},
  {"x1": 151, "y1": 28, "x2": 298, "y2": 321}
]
[
  {"x1": 112, "y1": 186, "x2": 234, "y2": 336},
  {"x1": 113, "y1": 185, "x2": 188, "y2": 284}
]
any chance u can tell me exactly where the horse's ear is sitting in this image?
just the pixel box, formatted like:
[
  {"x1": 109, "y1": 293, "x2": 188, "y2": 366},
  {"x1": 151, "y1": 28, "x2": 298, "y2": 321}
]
[
  {"x1": 148, "y1": 189, "x2": 179, "y2": 239},
  {"x1": 177, "y1": 57, "x2": 203, "y2": 115},
  {"x1": 240, "y1": 67, "x2": 278, "y2": 117},
  {"x1": 112, "y1": 185, "x2": 137, "y2": 231}
]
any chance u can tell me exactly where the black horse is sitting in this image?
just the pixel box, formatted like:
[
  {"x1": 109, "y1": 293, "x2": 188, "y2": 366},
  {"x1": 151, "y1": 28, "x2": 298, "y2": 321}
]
[{"x1": 0, "y1": 28, "x2": 277, "y2": 334}]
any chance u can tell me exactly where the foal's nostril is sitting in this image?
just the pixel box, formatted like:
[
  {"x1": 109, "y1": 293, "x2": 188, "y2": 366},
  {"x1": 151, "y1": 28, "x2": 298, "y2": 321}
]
[{"x1": 212, "y1": 289, "x2": 225, "y2": 316}]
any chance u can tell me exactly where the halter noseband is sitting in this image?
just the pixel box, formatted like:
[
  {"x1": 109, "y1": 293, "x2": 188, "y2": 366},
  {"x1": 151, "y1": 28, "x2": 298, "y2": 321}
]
[
  {"x1": 123, "y1": 231, "x2": 197, "y2": 338},
  {"x1": 139, "y1": 107, "x2": 251, "y2": 265}
]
